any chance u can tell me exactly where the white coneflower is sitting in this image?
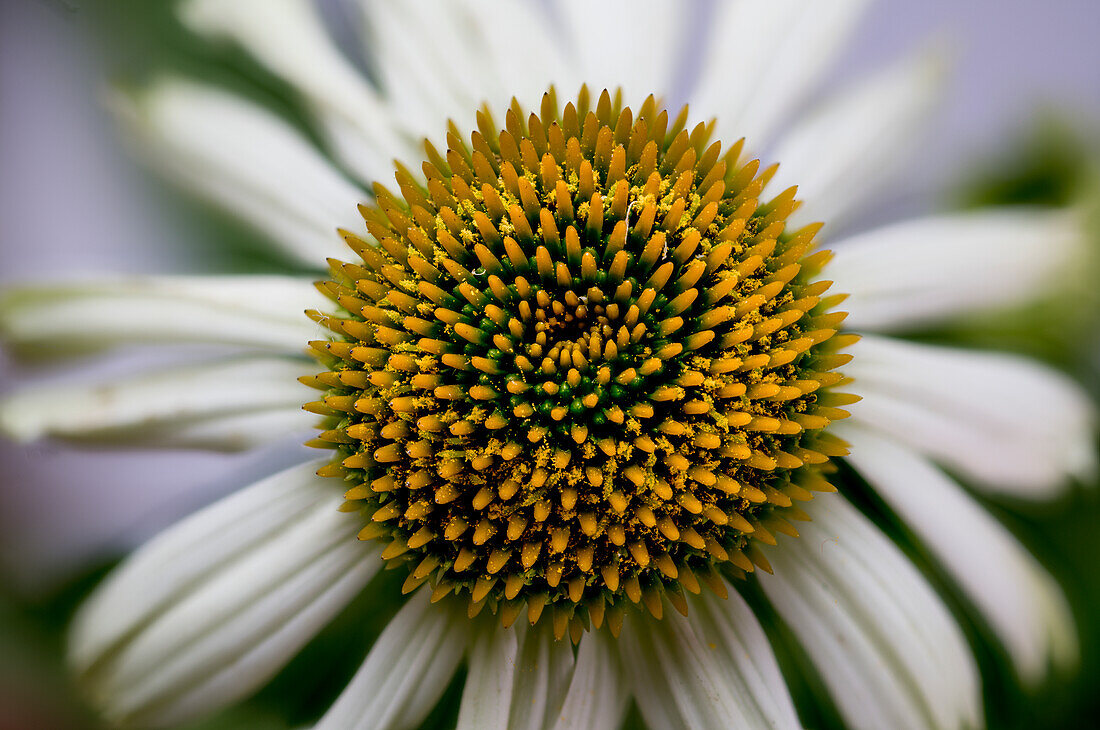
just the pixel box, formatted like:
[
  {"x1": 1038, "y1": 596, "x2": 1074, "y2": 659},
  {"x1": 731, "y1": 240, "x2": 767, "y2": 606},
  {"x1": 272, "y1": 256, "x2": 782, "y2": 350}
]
[{"x1": 0, "y1": 1, "x2": 1094, "y2": 729}]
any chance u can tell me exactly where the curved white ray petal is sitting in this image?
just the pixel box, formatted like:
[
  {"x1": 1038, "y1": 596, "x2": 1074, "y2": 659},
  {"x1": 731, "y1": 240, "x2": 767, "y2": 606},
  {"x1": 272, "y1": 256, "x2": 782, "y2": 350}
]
[
  {"x1": 97, "y1": 506, "x2": 375, "y2": 725},
  {"x1": 112, "y1": 408, "x2": 312, "y2": 452},
  {"x1": 357, "y1": 0, "x2": 477, "y2": 141},
  {"x1": 0, "y1": 357, "x2": 312, "y2": 449},
  {"x1": 460, "y1": 0, "x2": 581, "y2": 113},
  {"x1": 362, "y1": 0, "x2": 575, "y2": 146},
  {"x1": 72, "y1": 462, "x2": 382, "y2": 726},
  {"x1": 768, "y1": 48, "x2": 944, "y2": 230},
  {"x1": 180, "y1": 0, "x2": 411, "y2": 183},
  {"x1": 555, "y1": 0, "x2": 684, "y2": 103},
  {"x1": 759, "y1": 496, "x2": 982, "y2": 730},
  {"x1": 0, "y1": 275, "x2": 327, "y2": 357},
  {"x1": 451, "y1": 621, "x2": 617, "y2": 730},
  {"x1": 456, "y1": 623, "x2": 520, "y2": 730},
  {"x1": 831, "y1": 208, "x2": 1086, "y2": 331},
  {"x1": 846, "y1": 335, "x2": 1097, "y2": 497},
  {"x1": 839, "y1": 424, "x2": 1079, "y2": 684},
  {"x1": 70, "y1": 460, "x2": 330, "y2": 672},
  {"x1": 550, "y1": 631, "x2": 627, "y2": 730},
  {"x1": 693, "y1": 0, "x2": 872, "y2": 148},
  {"x1": 508, "y1": 624, "x2": 576, "y2": 730},
  {"x1": 620, "y1": 587, "x2": 801, "y2": 730},
  {"x1": 315, "y1": 592, "x2": 468, "y2": 730},
  {"x1": 136, "y1": 541, "x2": 378, "y2": 729},
  {"x1": 115, "y1": 79, "x2": 366, "y2": 264}
]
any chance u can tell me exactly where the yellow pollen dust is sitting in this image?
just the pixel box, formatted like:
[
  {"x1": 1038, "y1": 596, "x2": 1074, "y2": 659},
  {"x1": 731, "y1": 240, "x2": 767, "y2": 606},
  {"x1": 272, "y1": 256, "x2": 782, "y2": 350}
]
[{"x1": 302, "y1": 87, "x2": 857, "y2": 641}]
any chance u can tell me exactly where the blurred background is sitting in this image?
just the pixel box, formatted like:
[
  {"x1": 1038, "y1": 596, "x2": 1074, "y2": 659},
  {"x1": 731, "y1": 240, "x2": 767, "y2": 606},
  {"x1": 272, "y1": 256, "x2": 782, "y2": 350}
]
[{"x1": 1, "y1": 0, "x2": 1099, "y2": 728}]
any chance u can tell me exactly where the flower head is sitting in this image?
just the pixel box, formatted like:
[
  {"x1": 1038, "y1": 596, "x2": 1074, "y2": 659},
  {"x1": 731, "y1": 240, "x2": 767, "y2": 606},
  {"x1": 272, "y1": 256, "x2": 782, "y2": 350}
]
[{"x1": 305, "y1": 89, "x2": 854, "y2": 634}]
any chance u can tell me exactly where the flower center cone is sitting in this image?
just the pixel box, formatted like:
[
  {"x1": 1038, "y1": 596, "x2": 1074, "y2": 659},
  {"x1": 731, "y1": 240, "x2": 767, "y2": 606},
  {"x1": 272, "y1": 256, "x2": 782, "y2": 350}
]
[{"x1": 302, "y1": 87, "x2": 858, "y2": 642}]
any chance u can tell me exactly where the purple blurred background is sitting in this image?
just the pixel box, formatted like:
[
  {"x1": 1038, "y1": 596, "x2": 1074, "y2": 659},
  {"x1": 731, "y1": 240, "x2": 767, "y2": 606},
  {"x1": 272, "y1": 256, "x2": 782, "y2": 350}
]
[{"x1": 2, "y1": 0, "x2": 1099, "y2": 592}]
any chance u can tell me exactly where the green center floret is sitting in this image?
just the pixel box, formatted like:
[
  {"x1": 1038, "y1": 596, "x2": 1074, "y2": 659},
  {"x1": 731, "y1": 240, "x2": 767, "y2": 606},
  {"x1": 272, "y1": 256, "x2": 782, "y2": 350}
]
[{"x1": 302, "y1": 87, "x2": 857, "y2": 641}]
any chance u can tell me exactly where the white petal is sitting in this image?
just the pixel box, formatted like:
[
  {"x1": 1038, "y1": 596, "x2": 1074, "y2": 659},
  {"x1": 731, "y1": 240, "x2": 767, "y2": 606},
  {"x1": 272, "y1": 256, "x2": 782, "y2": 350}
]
[
  {"x1": 115, "y1": 78, "x2": 365, "y2": 264},
  {"x1": 180, "y1": 0, "x2": 411, "y2": 183},
  {"x1": 459, "y1": 0, "x2": 580, "y2": 110},
  {"x1": 0, "y1": 275, "x2": 326, "y2": 356},
  {"x1": 550, "y1": 631, "x2": 627, "y2": 730},
  {"x1": 103, "y1": 408, "x2": 313, "y2": 452},
  {"x1": 831, "y1": 209, "x2": 1086, "y2": 330},
  {"x1": 315, "y1": 592, "x2": 468, "y2": 730},
  {"x1": 0, "y1": 357, "x2": 312, "y2": 449},
  {"x1": 362, "y1": 0, "x2": 576, "y2": 145},
  {"x1": 693, "y1": 0, "x2": 872, "y2": 147},
  {"x1": 839, "y1": 424, "x2": 1079, "y2": 684},
  {"x1": 69, "y1": 460, "x2": 328, "y2": 671},
  {"x1": 72, "y1": 461, "x2": 382, "y2": 726},
  {"x1": 357, "y1": 0, "x2": 473, "y2": 141},
  {"x1": 508, "y1": 624, "x2": 576, "y2": 730},
  {"x1": 846, "y1": 335, "x2": 1097, "y2": 497},
  {"x1": 555, "y1": 0, "x2": 684, "y2": 103},
  {"x1": 456, "y1": 624, "x2": 519, "y2": 730},
  {"x1": 100, "y1": 531, "x2": 372, "y2": 721},
  {"x1": 139, "y1": 545, "x2": 376, "y2": 728},
  {"x1": 768, "y1": 48, "x2": 944, "y2": 230},
  {"x1": 759, "y1": 496, "x2": 982, "y2": 730},
  {"x1": 620, "y1": 587, "x2": 801, "y2": 730}
]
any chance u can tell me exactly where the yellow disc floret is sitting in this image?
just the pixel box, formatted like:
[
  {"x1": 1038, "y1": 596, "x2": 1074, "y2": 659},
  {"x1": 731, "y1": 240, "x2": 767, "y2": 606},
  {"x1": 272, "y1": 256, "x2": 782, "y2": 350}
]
[{"x1": 302, "y1": 88, "x2": 857, "y2": 641}]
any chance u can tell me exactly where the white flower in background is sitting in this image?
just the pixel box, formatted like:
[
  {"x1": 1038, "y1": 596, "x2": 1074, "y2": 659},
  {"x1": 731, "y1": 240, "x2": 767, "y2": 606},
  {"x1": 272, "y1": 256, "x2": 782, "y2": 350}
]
[{"x1": 0, "y1": 1, "x2": 1095, "y2": 729}]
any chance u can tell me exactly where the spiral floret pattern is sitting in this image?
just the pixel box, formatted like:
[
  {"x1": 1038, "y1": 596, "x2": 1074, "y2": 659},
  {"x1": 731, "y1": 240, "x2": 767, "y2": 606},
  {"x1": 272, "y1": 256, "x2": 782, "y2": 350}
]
[{"x1": 303, "y1": 88, "x2": 857, "y2": 640}]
